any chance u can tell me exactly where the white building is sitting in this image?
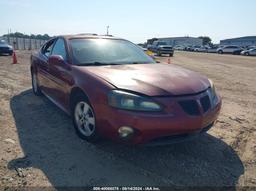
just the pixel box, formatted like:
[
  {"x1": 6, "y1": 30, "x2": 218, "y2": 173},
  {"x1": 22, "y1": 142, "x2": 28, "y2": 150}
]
[{"x1": 220, "y1": 36, "x2": 256, "y2": 47}]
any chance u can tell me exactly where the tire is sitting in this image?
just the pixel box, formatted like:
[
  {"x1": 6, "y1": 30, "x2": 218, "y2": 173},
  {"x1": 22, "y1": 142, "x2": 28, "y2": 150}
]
[
  {"x1": 157, "y1": 51, "x2": 161, "y2": 56},
  {"x1": 9, "y1": 52, "x2": 13, "y2": 56},
  {"x1": 169, "y1": 53, "x2": 173, "y2": 57},
  {"x1": 218, "y1": 50, "x2": 223, "y2": 54},
  {"x1": 245, "y1": 52, "x2": 249, "y2": 56},
  {"x1": 72, "y1": 94, "x2": 99, "y2": 142},
  {"x1": 31, "y1": 71, "x2": 43, "y2": 96}
]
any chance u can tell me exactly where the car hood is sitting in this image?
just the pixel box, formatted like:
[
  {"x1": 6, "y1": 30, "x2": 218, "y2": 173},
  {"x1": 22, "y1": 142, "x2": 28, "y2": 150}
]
[
  {"x1": 0, "y1": 44, "x2": 12, "y2": 48},
  {"x1": 82, "y1": 63, "x2": 210, "y2": 96}
]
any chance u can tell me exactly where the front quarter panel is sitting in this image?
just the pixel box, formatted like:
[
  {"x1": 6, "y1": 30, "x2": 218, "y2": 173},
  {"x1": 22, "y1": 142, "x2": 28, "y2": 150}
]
[{"x1": 70, "y1": 66, "x2": 115, "y2": 112}]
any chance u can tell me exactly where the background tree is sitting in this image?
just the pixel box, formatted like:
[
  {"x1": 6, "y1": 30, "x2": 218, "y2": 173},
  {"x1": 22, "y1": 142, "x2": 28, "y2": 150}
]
[
  {"x1": 3, "y1": 32, "x2": 51, "y2": 40},
  {"x1": 198, "y1": 36, "x2": 212, "y2": 46}
]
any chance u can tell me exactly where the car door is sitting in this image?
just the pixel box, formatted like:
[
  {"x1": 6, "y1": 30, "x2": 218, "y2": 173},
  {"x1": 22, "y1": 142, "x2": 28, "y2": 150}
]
[
  {"x1": 224, "y1": 46, "x2": 232, "y2": 53},
  {"x1": 47, "y1": 38, "x2": 74, "y2": 111},
  {"x1": 37, "y1": 39, "x2": 56, "y2": 95},
  {"x1": 230, "y1": 46, "x2": 238, "y2": 53}
]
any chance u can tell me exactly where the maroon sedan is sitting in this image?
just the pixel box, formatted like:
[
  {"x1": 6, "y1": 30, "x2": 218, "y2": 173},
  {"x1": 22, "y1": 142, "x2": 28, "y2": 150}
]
[{"x1": 31, "y1": 34, "x2": 221, "y2": 145}]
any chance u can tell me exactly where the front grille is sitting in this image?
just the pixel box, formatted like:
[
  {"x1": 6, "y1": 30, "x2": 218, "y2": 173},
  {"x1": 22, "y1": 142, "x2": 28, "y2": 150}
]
[
  {"x1": 200, "y1": 95, "x2": 211, "y2": 112},
  {"x1": 179, "y1": 93, "x2": 212, "y2": 116},
  {"x1": 0, "y1": 47, "x2": 9, "y2": 51},
  {"x1": 179, "y1": 100, "x2": 200, "y2": 116},
  {"x1": 162, "y1": 47, "x2": 172, "y2": 50}
]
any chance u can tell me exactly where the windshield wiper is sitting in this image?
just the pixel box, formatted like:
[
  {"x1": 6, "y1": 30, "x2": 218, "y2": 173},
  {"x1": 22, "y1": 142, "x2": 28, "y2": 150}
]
[
  {"x1": 126, "y1": 62, "x2": 153, "y2": 65},
  {"x1": 79, "y1": 62, "x2": 120, "y2": 66},
  {"x1": 78, "y1": 61, "x2": 153, "y2": 66}
]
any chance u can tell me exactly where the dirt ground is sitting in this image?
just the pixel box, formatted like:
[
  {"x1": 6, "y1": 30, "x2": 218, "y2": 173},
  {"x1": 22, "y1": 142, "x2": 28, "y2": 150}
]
[{"x1": 0, "y1": 51, "x2": 256, "y2": 189}]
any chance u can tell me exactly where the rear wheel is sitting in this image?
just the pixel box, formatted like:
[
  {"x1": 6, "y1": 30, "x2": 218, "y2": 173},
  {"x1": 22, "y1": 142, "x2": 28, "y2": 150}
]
[
  {"x1": 218, "y1": 50, "x2": 223, "y2": 54},
  {"x1": 31, "y1": 71, "x2": 42, "y2": 96},
  {"x1": 72, "y1": 94, "x2": 99, "y2": 142}
]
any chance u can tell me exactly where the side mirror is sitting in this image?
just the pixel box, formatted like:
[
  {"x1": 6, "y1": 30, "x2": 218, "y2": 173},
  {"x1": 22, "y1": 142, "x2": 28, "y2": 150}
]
[{"x1": 48, "y1": 55, "x2": 65, "y2": 66}]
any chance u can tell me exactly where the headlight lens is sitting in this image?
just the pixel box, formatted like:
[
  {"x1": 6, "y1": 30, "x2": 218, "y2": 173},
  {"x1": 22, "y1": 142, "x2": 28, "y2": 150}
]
[
  {"x1": 108, "y1": 90, "x2": 162, "y2": 112},
  {"x1": 209, "y1": 79, "x2": 218, "y2": 104}
]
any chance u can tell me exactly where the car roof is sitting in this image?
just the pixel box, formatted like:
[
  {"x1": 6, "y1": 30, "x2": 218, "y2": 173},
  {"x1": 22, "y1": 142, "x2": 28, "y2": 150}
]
[{"x1": 59, "y1": 34, "x2": 124, "y2": 41}]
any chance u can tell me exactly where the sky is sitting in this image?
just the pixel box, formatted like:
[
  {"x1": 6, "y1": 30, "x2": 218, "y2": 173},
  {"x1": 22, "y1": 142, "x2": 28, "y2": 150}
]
[{"x1": 0, "y1": 0, "x2": 256, "y2": 43}]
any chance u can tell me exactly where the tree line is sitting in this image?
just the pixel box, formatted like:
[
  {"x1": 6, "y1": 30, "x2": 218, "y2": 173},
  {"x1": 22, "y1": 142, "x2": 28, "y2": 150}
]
[{"x1": 3, "y1": 32, "x2": 51, "y2": 40}]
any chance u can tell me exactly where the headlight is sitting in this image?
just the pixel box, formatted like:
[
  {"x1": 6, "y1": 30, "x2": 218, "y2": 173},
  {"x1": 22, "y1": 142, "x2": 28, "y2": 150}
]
[
  {"x1": 108, "y1": 90, "x2": 162, "y2": 112},
  {"x1": 209, "y1": 79, "x2": 218, "y2": 104}
]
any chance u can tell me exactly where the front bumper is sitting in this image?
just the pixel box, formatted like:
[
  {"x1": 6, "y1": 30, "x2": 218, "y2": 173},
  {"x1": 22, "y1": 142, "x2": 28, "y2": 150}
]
[
  {"x1": 144, "y1": 122, "x2": 214, "y2": 146},
  {"x1": 95, "y1": 92, "x2": 222, "y2": 145},
  {"x1": 158, "y1": 49, "x2": 174, "y2": 54}
]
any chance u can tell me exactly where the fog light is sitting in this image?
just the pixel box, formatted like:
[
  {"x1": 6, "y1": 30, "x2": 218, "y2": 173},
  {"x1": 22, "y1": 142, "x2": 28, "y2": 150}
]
[{"x1": 118, "y1": 126, "x2": 134, "y2": 138}]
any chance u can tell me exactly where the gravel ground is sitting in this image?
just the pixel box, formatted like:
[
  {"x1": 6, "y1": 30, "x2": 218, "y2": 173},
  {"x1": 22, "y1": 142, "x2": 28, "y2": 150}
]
[{"x1": 0, "y1": 51, "x2": 256, "y2": 189}]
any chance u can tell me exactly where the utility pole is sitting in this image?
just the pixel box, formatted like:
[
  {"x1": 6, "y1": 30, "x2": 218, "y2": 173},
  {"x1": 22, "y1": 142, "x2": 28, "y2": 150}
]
[
  {"x1": 7, "y1": 29, "x2": 10, "y2": 43},
  {"x1": 106, "y1": 26, "x2": 110, "y2": 36}
]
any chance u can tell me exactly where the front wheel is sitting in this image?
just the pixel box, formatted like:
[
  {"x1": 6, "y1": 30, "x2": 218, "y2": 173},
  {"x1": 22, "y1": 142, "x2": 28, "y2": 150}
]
[
  {"x1": 72, "y1": 94, "x2": 99, "y2": 142},
  {"x1": 31, "y1": 71, "x2": 42, "y2": 96},
  {"x1": 245, "y1": 52, "x2": 249, "y2": 56},
  {"x1": 218, "y1": 50, "x2": 223, "y2": 54}
]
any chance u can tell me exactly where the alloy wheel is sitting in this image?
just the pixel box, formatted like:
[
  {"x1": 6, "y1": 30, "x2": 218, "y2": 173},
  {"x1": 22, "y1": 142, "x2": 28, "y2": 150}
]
[{"x1": 74, "y1": 101, "x2": 96, "y2": 136}]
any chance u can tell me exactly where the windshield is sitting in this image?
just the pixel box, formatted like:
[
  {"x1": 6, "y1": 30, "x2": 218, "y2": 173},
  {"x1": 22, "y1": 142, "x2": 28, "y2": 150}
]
[
  {"x1": 158, "y1": 42, "x2": 167, "y2": 46},
  {"x1": 69, "y1": 38, "x2": 155, "y2": 66},
  {"x1": 0, "y1": 40, "x2": 7, "y2": 45}
]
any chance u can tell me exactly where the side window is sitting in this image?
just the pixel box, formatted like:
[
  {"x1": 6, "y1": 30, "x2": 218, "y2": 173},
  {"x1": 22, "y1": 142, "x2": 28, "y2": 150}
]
[
  {"x1": 42, "y1": 40, "x2": 55, "y2": 57},
  {"x1": 51, "y1": 38, "x2": 67, "y2": 61}
]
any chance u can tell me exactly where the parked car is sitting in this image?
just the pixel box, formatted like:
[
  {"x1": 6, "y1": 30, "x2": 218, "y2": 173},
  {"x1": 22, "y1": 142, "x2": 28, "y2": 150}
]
[
  {"x1": 174, "y1": 45, "x2": 185, "y2": 51},
  {"x1": 0, "y1": 40, "x2": 13, "y2": 55},
  {"x1": 241, "y1": 48, "x2": 256, "y2": 56},
  {"x1": 149, "y1": 41, "x2": 174, "y2": 57},
  {"x1": 207, "y1": 46, "x2": 219, "y2": 53},
  {"x1": 192, "y1": 46, "x2": 202, "y2": 52},
  {"x1": 31, "y1": 34, "x2": 222, "y2": 145},
  {"x1": 184, "y1": 46, "x2": 193, "y2": 51},
  {"x1": 217, "y1": 45, "x2": 243, "y2": 55},
  {"x1": 194, "y1": 46, "x2": 209, "y2": 52}
]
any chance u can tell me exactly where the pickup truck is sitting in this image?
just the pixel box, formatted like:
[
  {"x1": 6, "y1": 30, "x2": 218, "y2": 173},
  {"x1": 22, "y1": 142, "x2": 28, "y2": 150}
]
[{"x1": 148, "y1": 41, "x2": 174, "y2": 57}]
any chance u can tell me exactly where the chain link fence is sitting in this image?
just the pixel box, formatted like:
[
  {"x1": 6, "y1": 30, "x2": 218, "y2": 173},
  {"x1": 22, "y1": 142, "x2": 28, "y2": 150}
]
[{"x1": 2, "y1": 36, "x2": 47, "y2": 50}]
